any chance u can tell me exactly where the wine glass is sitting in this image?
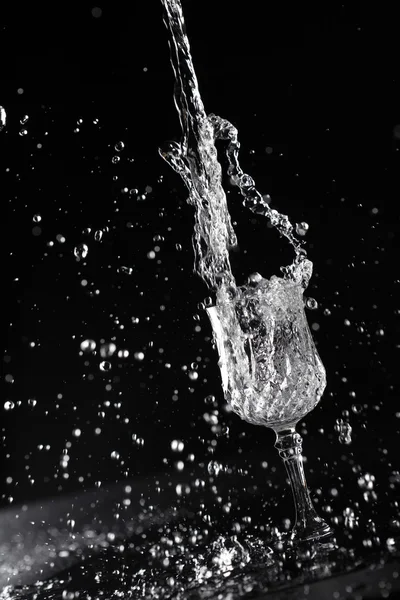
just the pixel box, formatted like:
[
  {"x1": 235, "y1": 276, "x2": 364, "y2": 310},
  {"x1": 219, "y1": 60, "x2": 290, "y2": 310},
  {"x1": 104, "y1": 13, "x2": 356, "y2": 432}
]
[{"x1": 206, "y1": 260, "x2": 332, "y2": 542}]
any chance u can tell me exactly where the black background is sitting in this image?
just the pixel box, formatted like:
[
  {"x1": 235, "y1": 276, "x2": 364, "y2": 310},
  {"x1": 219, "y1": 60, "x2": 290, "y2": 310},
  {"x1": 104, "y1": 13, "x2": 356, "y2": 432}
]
[{"x1": 1, "y1": 1, "x2": 399, "y2": 524}]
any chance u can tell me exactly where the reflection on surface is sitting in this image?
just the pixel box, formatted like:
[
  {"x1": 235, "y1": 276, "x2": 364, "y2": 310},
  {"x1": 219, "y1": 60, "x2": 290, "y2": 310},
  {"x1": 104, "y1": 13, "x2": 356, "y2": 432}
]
[{"x1": 1, "y1": 470, "x2": 399, "y2": 599}]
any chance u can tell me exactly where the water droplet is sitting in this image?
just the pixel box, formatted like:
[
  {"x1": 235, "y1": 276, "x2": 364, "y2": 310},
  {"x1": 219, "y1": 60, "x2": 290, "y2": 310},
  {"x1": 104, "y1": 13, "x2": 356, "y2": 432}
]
[
  {"x1": 28, "y1": 398, "x2": 37, "y2": 407},
  {"x1": 120, "y1": 266, "x2": 133, "y2": 275},
  {"x1": 208, "y1": 461, "x2": 223, "y2": 476},
  {"x1": 111, "y1": 450, "x2": 120, "y2": 460},
  {"x1": 343, "y1": 507, "x2": 358, "y2": 529},
  {"x1": 19, "y1": 129, "x2": 28, "y2": 136},
  {"x1": 100, "y1": 343, "x2": 117, "y2": 358},
  {"x1": 240, "y1": 174, "x2": 255, "y2": 187},
  {"x1": 134, "y1": 352, "x2": 145, "y2": 361},
  {"x1": 204, "y1": 394, "x2": 216, "y2": 406},
  {"x1": 306, "y1": 298, "x2": 318, "y2": 310},
  {"x1": 94, "y1": 230, "x2": 103, "y2": 241},
  {"x1": 100, "y1": 361, "x2": 112, "y2": 372},
  {"x1": 20, "y1": 114, "x2": 29, "y2": 124},
  {"x1": 358, "y1": 473, "x2": 375, "y2": 490},
  {"x1": 80, "y1": 339, "x2": 96, "y2": 353},
  {"x1": 188, "y1": 370, "x2": 198, "y2": 381},
  {"x1": 0, "y1": 106, "x2": 6, "y2": 131},
  {"x1": 306, "y1": 297, "x2": 318, "y2": 310},
  {"x1": 248, "y1": 272, "x2": 262, "y2": 285},
  {"x1": 74, "y1": 243, "x2": 89, "y2": 259},
  {"x1": 334, "y1": 418, "x2": 352, "y2": 444},
  {"x1": 4, "y1": 401, "x2": 15, "y2": 411},
  {"x1": 296, "y1": 222, "x2": 309, "y2": 236},
  {"x1": 171, "y1": 440, "x2": 184, "y2": 452}
]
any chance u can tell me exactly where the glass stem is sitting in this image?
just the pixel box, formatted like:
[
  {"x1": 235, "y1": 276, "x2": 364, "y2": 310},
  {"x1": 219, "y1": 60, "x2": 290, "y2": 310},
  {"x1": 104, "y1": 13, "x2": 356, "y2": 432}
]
[{"x1": 274, "y1": 428, "x2": 332, "y2": 542}]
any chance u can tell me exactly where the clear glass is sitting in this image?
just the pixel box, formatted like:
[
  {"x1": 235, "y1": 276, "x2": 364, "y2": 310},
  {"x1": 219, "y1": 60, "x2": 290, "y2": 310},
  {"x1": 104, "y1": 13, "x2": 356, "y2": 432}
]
[{"x1": 206, "y1": 271, "x2": 332, "y2": 542}]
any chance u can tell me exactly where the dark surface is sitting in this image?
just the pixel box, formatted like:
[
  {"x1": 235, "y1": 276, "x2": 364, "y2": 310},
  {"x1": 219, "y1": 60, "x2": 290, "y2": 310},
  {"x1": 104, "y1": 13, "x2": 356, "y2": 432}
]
[
  {"x1": 0, "y1": 473, "x2": 399, "y2": 598},
  {"x1": 1, "y1": 1, "x2": 400, "y2": 596}
]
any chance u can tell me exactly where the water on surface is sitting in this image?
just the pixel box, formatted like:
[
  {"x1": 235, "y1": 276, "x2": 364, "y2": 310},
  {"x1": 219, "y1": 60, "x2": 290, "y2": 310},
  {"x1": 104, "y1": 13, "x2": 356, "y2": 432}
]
[{"x1": 1, "y1": 479, "x2": 399, "y2": 599}]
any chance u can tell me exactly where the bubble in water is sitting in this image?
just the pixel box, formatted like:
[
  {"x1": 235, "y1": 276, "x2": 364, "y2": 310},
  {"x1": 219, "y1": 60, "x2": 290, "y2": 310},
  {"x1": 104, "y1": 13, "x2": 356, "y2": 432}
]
[
  {"x1": 0, "y1": 106, "x2": 6, "y2": 131},
  {"x1": 80, "y1": 339, "x2": 96, "y2": 353},
  {"x1": 305, "y1": 297, "x2": 318, "y2": 310},
  {"x1": 100, "y1": 361, "x2": 112, "y2": 371},
  {"x1": 4, "y1": 401, "x2": 15, "y2": 411},
  {"x1": 28, "y1": 398, "x2": 37, "y2": 407},
  {"x1": 115, "y1": 141, "x2": 125, "y2": 152},
  {"x1": 33, "y1": 214, "x2": 41, "y2": 223},
  {"x1": 100, "y1": 343, "x2": 117, "y2": 358},
  {"x1": 19, "y1": 129, "x2": 28, "y2": 136},
  {"x1": 94, "y1": 230, "x2": 103, "y2": 241},
  {"x1": 118, "y1": 349, "x2": 129, "y2": 358},
  {"x1": 74, "y1": 243, "x2": 89, "y2": 259},
  {"x1": 111, "y1": 450, "x2": 120, "y2": 460},
  {"x1": 296, "y1": 222, "x2": 309, "y2": 236},
  {"x1": 20, "y1": 114, "x2": 29, "y2": 124}
]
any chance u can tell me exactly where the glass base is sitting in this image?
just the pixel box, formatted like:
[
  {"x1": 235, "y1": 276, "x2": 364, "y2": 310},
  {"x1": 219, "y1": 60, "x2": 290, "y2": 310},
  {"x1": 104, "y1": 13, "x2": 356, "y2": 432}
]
[{"x1": 292, "y1": 516, "x2": 333, "y2": 543}]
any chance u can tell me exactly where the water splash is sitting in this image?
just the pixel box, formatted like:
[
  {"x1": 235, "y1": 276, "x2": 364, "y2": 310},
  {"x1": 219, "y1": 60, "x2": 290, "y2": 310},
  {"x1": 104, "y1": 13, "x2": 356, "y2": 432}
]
[
  {"x1": 159, "y1": 0, "x2": 307, "y2": 292},
  {"x1": 159, "y1": 0, "x2": 326, "y2": 430}
]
